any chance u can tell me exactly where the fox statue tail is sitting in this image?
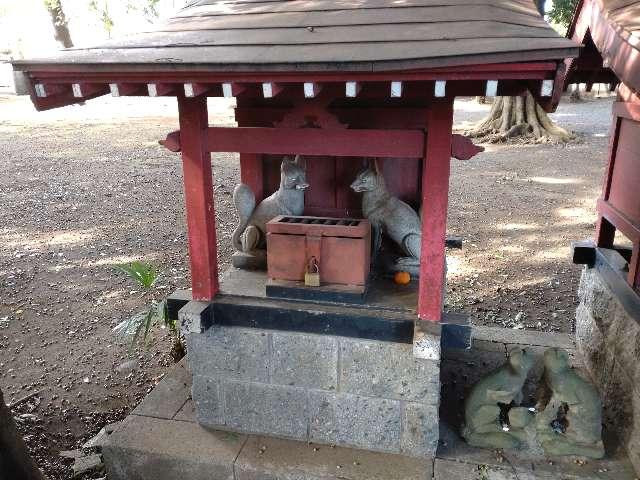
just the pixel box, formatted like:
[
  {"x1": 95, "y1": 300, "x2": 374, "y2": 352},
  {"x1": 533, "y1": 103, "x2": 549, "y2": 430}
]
[{"x1": 232, "y1": 184, "x2": 256, "y2": 251}]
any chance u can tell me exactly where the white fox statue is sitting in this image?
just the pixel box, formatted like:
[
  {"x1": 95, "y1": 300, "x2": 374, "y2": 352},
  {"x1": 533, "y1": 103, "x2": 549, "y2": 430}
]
[{"x1": 232, "y1": 155, "x2": 309, "y2": 254}]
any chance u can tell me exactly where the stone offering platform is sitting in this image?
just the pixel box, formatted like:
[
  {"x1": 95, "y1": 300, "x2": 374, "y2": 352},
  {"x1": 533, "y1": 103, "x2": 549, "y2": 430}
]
[{"x1": 102, "y1": 325, "x2": 638, "y2": 480}]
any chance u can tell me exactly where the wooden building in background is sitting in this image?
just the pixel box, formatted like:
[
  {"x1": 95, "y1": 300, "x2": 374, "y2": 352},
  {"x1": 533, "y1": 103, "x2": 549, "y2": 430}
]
[{"x1": 567, "y1": 0, "x2": 640, "y2": 473}]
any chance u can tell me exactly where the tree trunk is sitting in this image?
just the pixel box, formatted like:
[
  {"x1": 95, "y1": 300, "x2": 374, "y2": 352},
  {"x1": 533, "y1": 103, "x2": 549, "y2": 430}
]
[
  {"x1": 0, "y1": 388, "x2": 47, "y2": 480},
  {"x1": 569, "y1": 84, "x2": 582, "y2": 102},
  {"x1": 466, "y1": 92, "x2": 574, "y2": 144},
  {"x1": 44, "y1": 0, "x2": 73, "y2": 48}
]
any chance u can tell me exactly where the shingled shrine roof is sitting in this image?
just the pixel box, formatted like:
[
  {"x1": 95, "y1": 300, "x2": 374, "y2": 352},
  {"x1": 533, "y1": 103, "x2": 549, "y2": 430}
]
[
  {"x1": 14, "y1": 0, "x2": 578, "y2": 73},
  {"x1": 566, "y1": 0, "x2": 640, "y2": 94}
]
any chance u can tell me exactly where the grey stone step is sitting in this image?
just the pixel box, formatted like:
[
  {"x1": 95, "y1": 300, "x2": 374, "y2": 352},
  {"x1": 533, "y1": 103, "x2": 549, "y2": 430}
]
[
  {"x1": 103, "y1": 414, "x2": 434, "y2": 480},
  {"x1": 103, "y1": 415, "x2": 245, "y2": 480}
]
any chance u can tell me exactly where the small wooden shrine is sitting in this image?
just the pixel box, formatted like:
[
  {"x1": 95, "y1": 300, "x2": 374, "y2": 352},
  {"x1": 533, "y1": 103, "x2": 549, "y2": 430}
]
[
  {"x1": 13, "y1": 0, "x2": 577, "y2": 324},
  {"x1": 13, "y1": 0, "x2": 580, "y2": 464}
]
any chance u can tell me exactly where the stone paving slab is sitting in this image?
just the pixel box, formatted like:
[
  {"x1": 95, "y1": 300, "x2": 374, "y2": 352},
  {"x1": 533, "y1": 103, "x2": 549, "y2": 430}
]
[
  {"x1": 173, "y1": 398, "x2": 196, "y2": 422},
  {"x1": 434, "y1": 458, "x2": 523, "y2": 480},
  {"x1": 437, "y1": 423, "x2": 637, "y2": 480},
  {"x1": 132, "y1": 357, "x2": 191, "y2": 419},
  {"x1": 472, "y1": 326, "x2": 575, "y2": 349},
  {"x1": 235, "y1": 436, "x2": 432, "y2": 480},
  {"x1": 102, "y1": 415, "x2": 246, "y2": 480}
]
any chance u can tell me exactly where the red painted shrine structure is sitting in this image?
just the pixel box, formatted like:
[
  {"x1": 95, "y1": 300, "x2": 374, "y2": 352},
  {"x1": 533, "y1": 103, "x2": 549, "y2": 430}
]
[
  {"x1": 13, "y1": 0, "x2": 578, "y2": 322},
  {"x1": 566, "y1": 0, "x2": 640, "y2": 294}
]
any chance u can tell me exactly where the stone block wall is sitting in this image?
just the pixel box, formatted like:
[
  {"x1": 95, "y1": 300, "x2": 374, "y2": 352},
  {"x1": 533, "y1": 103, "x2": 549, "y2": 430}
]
[
  {"x1": 187, "y1": 326, "x2": 440, "y2": 458},
  {"x1": 575, "y1": 267, "x2": 640, "y2": 472}
]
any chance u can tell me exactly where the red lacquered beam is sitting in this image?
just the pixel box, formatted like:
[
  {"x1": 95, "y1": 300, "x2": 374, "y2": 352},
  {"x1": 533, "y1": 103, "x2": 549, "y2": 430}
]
[
  {"x1": 161, "y1": 130, "x2": 481, "y2": 161},
  {"x1": 203, "y1": 127, "x2": 425, "y2": 158},
  {"x1": 27, "y1": 62, "x2": 558, "y2": 83}
]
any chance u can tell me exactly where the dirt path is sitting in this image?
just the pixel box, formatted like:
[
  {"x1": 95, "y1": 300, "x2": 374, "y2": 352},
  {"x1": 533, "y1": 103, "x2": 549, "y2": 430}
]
[{"x1": 0, "y1": 94, "x2": 612, "y2": 478}]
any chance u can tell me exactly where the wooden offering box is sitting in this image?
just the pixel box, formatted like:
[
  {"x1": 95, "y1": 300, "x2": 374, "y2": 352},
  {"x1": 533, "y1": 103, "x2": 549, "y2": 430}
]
[{"x1": 266, "y1": 216, "x2": 371, "y2": 288}]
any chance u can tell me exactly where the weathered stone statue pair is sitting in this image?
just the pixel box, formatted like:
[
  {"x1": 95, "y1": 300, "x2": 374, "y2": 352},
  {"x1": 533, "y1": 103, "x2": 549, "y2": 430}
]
[
  {"x1": 232, "y1": 156, "x2": 422, "y2": 270},
  {"x1": 462, "y1": 347, "x2": 605, "y2": 458}
]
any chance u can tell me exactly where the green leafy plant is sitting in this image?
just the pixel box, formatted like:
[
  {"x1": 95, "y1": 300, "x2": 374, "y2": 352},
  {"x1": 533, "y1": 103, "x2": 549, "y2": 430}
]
[
  {"x1": 116, "y1": 261, "x2": 158, "y2": 289},
  {"x1": 548, "y1": 0, "x2": 579, "y2": 32},
  {"x1": 89, "y1": 0, "x2": 115, "y2": 37},
  {"x1": 113, "y1": 261, "x2": 184, "y2": 361}
]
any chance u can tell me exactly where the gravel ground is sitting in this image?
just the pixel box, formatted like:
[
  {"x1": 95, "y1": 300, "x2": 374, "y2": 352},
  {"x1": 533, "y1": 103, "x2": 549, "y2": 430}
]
[
  {"x1": 448, "y1": 95, "x2": 613, "y2": 331},
  {"x1": 0, "y1": 93, "x2": 613, "y2": 478}
]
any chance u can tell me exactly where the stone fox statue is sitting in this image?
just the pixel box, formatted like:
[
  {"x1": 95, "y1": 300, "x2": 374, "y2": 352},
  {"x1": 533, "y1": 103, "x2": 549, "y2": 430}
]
[
  {"x1": 232, "y1": 155, "x2": 309, "y2": 253},
  {"x1": 462, "y1": 348, "x2": 535, "y2": 449},
  {"x1": 535, "y1": 348, "x2": 604, "y2": 458},
  {"x1": 350, "y1": 163, "x2": 422, "y2": 268}
]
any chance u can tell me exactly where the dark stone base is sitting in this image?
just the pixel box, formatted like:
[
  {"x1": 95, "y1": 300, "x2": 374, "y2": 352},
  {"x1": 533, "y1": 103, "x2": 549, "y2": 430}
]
[
  {"x1": 266, "y1": 278, "x2": 367, "y2": 304},
  {"x1": 167, "y1": 268, "x2": 473, "y2": 348},
  {"x1": 212, "y1": 294, "x2": 418, "y2": 343}
]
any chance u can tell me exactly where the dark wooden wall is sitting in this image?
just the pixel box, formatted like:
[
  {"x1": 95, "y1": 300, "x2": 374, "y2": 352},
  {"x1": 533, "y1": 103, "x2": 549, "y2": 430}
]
[
  {"x1": 237, "y1": 83, "x2": 427, "y2": 218},
  {"x1": 263, "y1": 154, "x2": 421, "y2": 218}
]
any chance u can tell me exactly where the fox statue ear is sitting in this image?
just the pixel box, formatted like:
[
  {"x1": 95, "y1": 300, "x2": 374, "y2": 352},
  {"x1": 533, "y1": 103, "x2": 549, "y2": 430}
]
[
  {"x1": 280, "y1": 156, "x2": 291, "y2": 171},
  {"x1": 366, "y1": 157, "x2": 376, "y2": 172},
  {"x1": 294, "y1": 154, "x2": 306, "y2": 169},
  {"x1": 373, "y1": 158, "x2": 381, "y2": 176}
]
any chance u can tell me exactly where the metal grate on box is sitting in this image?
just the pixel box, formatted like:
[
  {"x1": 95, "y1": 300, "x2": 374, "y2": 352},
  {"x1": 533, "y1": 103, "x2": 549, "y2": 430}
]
[{"x1": 278, "y1": 216, "x2": 362, "y2": 226}]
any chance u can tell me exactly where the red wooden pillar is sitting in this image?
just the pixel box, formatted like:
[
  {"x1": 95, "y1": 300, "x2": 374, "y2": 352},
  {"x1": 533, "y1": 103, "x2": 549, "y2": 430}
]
[
  {"x1": 418, "y1": 100, "x2": 454, "y2": 321},
  {"x1": 178, "y1": 95, "x2": 219, "y2": 300}
]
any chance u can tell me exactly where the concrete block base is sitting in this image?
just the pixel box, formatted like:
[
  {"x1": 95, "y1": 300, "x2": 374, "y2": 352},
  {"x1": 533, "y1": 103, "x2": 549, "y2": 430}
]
[{"x1": 187, "y1": 324, "x2": 440, "y2": 458}]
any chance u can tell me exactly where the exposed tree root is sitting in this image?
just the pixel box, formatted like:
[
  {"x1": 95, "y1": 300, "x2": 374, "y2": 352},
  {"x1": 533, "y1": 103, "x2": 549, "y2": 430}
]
[{"x1": 466, "y1": 92, "x2": 576, "y2": 144}]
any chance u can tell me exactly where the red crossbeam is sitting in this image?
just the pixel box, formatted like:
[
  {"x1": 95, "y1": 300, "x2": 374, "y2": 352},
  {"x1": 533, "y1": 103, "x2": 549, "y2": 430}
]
[
  {"x1": 202, "y1": 127, "x2": 425, "y2": 158},
  {"x1": 161, "y1": 129, "x2": 482, "y2": 162}
]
